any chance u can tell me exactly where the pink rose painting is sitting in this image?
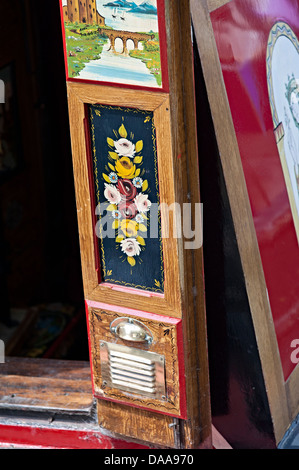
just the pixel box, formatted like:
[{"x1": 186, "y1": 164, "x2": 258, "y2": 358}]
[{"x1": 102, "y1": 122, "x2": 151, "y2": 268}]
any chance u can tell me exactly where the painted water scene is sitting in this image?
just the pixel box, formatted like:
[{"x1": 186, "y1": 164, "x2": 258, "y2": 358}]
[{"x1": 61, "y1": 0, "x2": 163, "y2": 88}]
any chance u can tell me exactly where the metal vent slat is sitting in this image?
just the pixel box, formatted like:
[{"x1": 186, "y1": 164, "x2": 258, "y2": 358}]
[
  {"x1": 109, "y1": 361, "x2": 155, "y2": 376},
  {"x1": 112, "y1": 379, "x2": 156, "y2": 394},
  {"x1": 111, "y1": 371, "x2": 156, "y2": 385},
  {"x1": 110, "y1": 350, "x2": 154, "y2": 365},
  {"x1": 100, "y1": 341, "x2": 166, "y2": 399},
  {"x1": 110, "y1": 367, "x2": 156, "y2": 381},
  {"x1": 110, "y1": 352, "x2": 156, "y2": 389},
  {"x1": 110, "y1": 356, "x2": 155, "y2": 371}
]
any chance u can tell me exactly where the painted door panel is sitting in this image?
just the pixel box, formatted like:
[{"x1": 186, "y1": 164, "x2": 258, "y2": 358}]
[{"x1": 210, "y1": 0, "x2": 299, "y2": 381}]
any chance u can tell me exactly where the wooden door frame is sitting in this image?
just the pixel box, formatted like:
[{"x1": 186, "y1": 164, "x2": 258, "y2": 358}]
[
  {"x1": 67, "y1": 83, "x2": 182, "y2": 318},
  {"x1": 0, "y1": 0, "x2": 211, "y2": 450},
  {"x1": 62, "y1": 0, "x2": 212, "y2": 449}
]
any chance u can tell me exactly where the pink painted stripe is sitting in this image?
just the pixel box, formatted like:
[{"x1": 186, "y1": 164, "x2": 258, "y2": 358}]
[{"x1": 86, "y1": 299, "x2": 180, "y2": 325}]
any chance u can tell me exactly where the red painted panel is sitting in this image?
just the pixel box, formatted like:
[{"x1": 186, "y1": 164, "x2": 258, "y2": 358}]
[
  {"x1": 0, "y1": 424, "x2": 150, "y2": 449},
  {"x1": 210, "y1": 0, "x2": 299, "y2": 380}
]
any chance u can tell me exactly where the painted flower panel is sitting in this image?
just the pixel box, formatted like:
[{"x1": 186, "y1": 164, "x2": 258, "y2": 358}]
[{"x1": 89, "y1": 104, "x2": 164, "y2": 293}]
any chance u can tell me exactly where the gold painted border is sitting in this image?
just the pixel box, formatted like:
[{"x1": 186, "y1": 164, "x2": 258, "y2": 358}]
[{"x1": 89, "y1": 104, "x2": 164, "y2": 293}]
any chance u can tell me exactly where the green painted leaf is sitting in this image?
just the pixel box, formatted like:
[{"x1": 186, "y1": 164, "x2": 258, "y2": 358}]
[
  {"x1": 135, "y1": 140, "x2": 143, "y2": 153},
  {"x1": 109, "y1": 152, "x2": 119, "y2": 160},
  {"x1": 134, "y1": 156, "x2": 143, "y2": 164},
  {"x1": 103, "y1": 173, "x2": 111, "y2": 183},
  {"x1": 127, "y1": 256, "x2": 136, "y2": 267},
  {"x1": 138, "y1": 223, "x2": 147, "y2": 233},
  {"x1": 136, "y1": 236, "x2": 145, "y2": 246},
  {"x1": 142, "y1": 180, "x2": 148, "y2": 191},
  {"x1": 119, "y1": 124, "x2": 127, "y2": 138}
]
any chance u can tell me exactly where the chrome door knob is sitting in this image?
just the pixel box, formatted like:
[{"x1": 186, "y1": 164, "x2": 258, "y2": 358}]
[{"x1": 110, "y1": 318, "x2": 153, "y2": 345}]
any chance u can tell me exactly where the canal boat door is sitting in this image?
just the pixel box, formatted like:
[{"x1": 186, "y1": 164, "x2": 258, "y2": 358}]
[{"x1": 58, "y1": 0, "x2": 212, "y2": 449}]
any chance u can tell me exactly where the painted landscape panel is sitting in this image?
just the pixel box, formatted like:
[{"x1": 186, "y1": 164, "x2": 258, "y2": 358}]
[
  {"x1": 89, "y1": 103, "x2": 164, "y2": 293},
  {"x1": 61, "y1": 0, "x2": 163, "y2": 88}
]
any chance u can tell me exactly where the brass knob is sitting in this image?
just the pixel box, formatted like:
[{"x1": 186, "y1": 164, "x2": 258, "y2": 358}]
[{"x1": 110, "y1": 318, "x2": 153, "y2": 345}]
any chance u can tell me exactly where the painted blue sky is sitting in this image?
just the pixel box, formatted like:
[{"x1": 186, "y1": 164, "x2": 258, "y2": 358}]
[
  {"x1": 62, "y1": 0, "x2": 157, "y2": 7},
  {"x1": 62, "y1": 0, "x2": 158, "y2": 33}
]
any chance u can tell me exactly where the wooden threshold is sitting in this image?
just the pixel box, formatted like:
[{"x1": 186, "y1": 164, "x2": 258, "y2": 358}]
[{"x1": 0, "y1": 357, "x2": 94, "y2": 415}]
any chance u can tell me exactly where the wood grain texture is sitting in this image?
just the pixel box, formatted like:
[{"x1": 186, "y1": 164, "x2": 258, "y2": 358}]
[
  {"x1": 98, "y1": 399, "x2": 179, "y2": 448},
  {"x1": 68, "y1": 82, "x2": 166, "y2": 111},
  {"x1": 67, "y1": 84, "x2": 98, "y2": 297},
  {"x1": 207, "y1": 0, "x2": 232, "y2": 12},
  {"x1": 67, "y1": 84, "x2": 182, "y2": 318},
  {"x1": 0, "y1": 358, "x2": 93, "y2": 414},
  {"x1": 286, "y1": 363, "x2": 299, "y2": 424},
  {"x1": 190, "y1": 0, "x2": 290, "y2": 443},
  {"x1": 66, "y1": 0, "x2": 211, "y2": 448},
  {"x1": 0, "y1": 357, "x2": 92, "y2": 380},
  {"x1": 87, "y1": 306, "x2": 184, "y2": 417}
]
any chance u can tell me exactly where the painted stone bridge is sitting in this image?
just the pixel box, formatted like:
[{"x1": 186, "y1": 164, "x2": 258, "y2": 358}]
[{"x1": 98, "y1": 28, "x2": 155, "y2": 54}]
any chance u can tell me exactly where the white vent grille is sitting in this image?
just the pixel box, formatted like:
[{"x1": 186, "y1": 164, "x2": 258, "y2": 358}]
[{"x1": 100, "y1": 342, "x2": 166, "y2": 399}]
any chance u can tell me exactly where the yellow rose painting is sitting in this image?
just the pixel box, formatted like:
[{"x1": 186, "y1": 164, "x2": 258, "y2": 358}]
[
  {"x1": 115, "y1": 157, "x2": 136, "y2": 179},
  {"x1": 101, "y1": 121, "x2": 150, "y2": 267}
]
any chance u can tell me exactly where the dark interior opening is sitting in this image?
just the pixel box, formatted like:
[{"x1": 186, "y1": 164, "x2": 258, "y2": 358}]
[
  {"x1": 0, "y1": 0, "x2": 88, "y2": 361},
  {"x1": 193, "y1": 39, "x2": 276, "y2": 449}
]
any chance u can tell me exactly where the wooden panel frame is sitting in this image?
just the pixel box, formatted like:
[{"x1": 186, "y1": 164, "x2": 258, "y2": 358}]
[
  {"x1": 191, "y1": 0, "x2": 299, "y2": 444},
  {"x1": 67, "y1": 82, "x2": 182, "y2": 318},
  {"x1": 85, "y1": 301, "x2": 187, "y2": 419},
  {"x1": 64, "y1": 0, "x2": 212, "y2": 449}
]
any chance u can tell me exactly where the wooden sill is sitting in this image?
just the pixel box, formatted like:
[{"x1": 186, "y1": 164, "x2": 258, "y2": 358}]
[{"x1": 0, "y1": 357, "x2": 94, "y2": 415}]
